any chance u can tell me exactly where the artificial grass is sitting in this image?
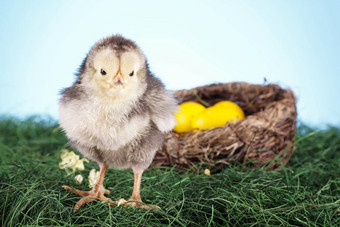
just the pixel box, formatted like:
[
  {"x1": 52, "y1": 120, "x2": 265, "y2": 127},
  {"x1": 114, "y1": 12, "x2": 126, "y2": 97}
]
[{"x1": 0, "y1": 116, "x2": 339, "y2": 226}]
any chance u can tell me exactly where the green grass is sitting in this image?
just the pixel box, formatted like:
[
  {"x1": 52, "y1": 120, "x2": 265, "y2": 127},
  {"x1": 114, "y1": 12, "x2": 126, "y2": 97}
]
[{"x1": 0, "y1": 116, "x2": 339, "y2": 226}]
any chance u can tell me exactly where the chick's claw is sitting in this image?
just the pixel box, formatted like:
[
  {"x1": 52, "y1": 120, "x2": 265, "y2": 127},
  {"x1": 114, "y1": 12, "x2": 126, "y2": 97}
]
[
  {"x1": 74, "y1": 197, "x2": 94, "y2": 213},
  {"x1": 62, "y1": 185, "x2": 111, "y2": 196},
  {"x1": 116, "y1": 198, "x2": 159, "y2": 210},
  {"x1": 62, "y1": 185, "x2": 115, "y2": 213}
]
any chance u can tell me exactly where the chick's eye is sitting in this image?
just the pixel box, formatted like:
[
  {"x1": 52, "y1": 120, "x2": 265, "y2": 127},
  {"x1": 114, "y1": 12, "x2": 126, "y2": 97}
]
[
  {"x1": 129, "y1": 71, "x2": 134, "y2": 77},
  {"x1": 100, "y1": 69, "x2": 107, "y2": 75}
]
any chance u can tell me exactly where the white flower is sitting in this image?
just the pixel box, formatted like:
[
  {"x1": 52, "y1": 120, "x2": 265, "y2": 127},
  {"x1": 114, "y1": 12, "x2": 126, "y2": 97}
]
[
  {"x1": 204, "y1": 168, "x2": 211, "y2": 176},
  {"x1": 88, "y1": 169, "x2": 100, "y2": 188},
  {"x1": 74, "y1": 174, "x2": 83, "y2": 185},
  {"x1": 59, "y1": 149, "x2": 89, "y2": 174}
]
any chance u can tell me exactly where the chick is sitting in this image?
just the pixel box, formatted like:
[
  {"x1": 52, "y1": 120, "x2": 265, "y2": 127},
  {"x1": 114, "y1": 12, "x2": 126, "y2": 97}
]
[{"x1": 59, "y1": 35, "x2": 178, "y2": 212}]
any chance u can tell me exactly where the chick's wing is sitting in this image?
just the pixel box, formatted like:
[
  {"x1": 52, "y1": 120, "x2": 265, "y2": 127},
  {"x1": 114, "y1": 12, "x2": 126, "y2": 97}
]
[{"x1": 145, "y1": 76, "x2": 178, "y2": 133}]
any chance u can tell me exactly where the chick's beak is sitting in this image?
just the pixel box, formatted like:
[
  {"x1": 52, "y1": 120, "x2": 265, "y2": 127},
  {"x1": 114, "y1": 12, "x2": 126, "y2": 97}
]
[{"x1": 108, "y1": 73, "x2": 124, "y2": 88}]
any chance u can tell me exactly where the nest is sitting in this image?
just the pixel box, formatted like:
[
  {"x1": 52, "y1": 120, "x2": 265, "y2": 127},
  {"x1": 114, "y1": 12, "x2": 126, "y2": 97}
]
[{"x1": 153, "y1": 82, "x2": 297, "y2": 172}]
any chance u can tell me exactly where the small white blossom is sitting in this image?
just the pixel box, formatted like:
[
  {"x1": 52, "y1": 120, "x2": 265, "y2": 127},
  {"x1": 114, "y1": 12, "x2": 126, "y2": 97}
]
[
  {"x1": 204, "y1": 168, "x2": 211, "y2": 176},
  {"x1": 88, "y1": 169, "x2": 100, "y2": 188},
  {"x1": 59, "y1": 149, "x2": 89, "y2": 174},
  {"x1": 74, "y1": 174, "x2": 83, "y2": 185}
]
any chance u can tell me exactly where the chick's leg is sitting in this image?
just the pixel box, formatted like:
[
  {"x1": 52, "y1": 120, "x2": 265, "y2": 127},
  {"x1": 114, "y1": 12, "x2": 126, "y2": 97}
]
[
  {"x1": 130, "y1": 171, "x2": 143, "y2": 202},
  {"x1": 62, "y1": 164, "x2": 115, "y2": 213},
  {"x1": 117, "y1": 170, "x2": 159, "y2": 210}
]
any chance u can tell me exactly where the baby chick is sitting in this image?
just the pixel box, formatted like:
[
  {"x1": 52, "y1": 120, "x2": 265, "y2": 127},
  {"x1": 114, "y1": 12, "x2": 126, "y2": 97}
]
[{"x1": 59, "y1": 35, "x2": 178, "y2": 212}]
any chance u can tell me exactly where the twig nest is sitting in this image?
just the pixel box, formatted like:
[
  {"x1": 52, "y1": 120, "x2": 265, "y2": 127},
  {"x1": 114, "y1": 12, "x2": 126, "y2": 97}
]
[{"x1": 153, "y1": 82, "x2": 297, "y2": 172}]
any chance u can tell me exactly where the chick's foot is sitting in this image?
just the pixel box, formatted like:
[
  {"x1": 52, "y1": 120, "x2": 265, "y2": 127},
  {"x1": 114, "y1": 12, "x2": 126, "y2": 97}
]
[
  {"x1": 114, "y1": 171, "x2": 159, "y2": 210},
  {"x1": 116, "y1": 198, "x2": 159, "y2": 210},
  {"x1": 62, "y1": 164, "x2": 115, "y2": 213},
  {"x1": 62, "y1": 185, "x2": 115, "y2": 213}
]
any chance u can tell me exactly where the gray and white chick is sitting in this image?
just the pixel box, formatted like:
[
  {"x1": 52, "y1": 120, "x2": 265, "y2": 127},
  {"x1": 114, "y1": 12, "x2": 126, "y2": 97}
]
[{"x1": 59, "y1": 35, "x2": 178, "y2": 212}]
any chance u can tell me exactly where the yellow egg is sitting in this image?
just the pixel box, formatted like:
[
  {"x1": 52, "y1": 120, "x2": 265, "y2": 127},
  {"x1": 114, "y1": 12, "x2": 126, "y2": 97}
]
[
  {"x1": 213, "y1": 101, "x2": 245, "y2": 119},
  {"x1": 174, "y1": 102, "x2": 206, "y2": 132},
  {"x1": 191, "y1": 107, "x2": 221, "y2": 129},
  {"x1": 191, "y1": 101, "x2": 245, "y2": 130}
]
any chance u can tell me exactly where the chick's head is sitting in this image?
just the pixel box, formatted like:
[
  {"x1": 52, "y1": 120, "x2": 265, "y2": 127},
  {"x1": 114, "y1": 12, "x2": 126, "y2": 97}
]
[{"x1": 81, "y1": 36, "x2": 148, "y2": 100}]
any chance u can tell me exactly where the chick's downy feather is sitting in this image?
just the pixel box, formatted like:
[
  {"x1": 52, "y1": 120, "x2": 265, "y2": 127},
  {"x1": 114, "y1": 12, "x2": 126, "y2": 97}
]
[{"x1": 59, "y1": 35, "x2": 178, "y2": 173}]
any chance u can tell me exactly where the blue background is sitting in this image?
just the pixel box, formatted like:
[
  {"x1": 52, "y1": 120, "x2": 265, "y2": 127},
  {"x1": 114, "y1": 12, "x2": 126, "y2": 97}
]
[{"x1": 1, "y1": 0, "x2": 339, "y2": 128}]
